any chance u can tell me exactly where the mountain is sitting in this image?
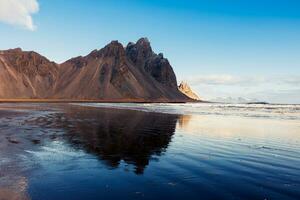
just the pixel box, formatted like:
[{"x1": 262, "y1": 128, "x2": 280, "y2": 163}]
[
  {"x1": 178, "y1": 81, "x2": 201, "y2": 100},
  {"x1": 0, "y1": 48, "x2": 59, "y2": 98},
  {"x1": 0, "y1": 38, "x2": 193, "y2": 102}
]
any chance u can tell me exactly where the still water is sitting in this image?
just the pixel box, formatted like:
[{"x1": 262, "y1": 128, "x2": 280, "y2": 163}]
[{"x1": 0, "y1": 103, "x2": 299, "y2": 200}]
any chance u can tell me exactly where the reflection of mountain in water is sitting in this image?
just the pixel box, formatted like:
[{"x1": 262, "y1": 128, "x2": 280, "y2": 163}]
[
  {"x1": 35, "y1": 106, "x2": 179, "y2": 174},
  {"x1": 177, "y1": 115, "x2": 193, "y2": 129}
]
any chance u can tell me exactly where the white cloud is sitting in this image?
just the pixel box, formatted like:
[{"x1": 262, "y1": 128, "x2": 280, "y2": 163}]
[
  {"x1": 279, "y1": 75, "x2": 300, "y2": 86},
  {"x1": 0, "y1": 0, "x2": 39, "y2": 31},
  {"x1": 187, "y1": 74, "x2": 300, "y2": 87},
  {"x1": 187, "y1": 74, "x2": 266, "y2": 86},
  {"x1": 183, "y1": 74, "x2": 300, "y2": 103}
]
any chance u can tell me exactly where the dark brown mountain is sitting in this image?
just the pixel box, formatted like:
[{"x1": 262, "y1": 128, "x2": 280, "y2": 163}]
[
  {"x1": 0, "y1": 48, "x2": 59, "y2": 98},
  {"x1": 0, "y1": 38, "x2": 193, "y2": 102}
]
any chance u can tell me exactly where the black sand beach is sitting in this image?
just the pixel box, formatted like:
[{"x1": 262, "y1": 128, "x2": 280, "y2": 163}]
[{"x1": 0, "y1": 103, "x2": 299, "y2": 200}]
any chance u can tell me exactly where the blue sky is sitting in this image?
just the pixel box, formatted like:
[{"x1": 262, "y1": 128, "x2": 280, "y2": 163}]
[{"x1": 0, "y1": 0, "x2": 300, "y2": 103}]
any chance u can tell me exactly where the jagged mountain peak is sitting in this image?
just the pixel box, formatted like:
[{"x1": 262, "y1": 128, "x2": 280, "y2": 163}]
[
  {"x1": 136, "y1": 37, "x2": 151, "y2": 50},
  {"x1": 0, "y1": 38, "x2": 193, "y2": 102},
  {"x1": 1, "y1": 48, "x2": 23, "y2": 53},
  {"x1": 126, "y1": 38, "x2": 153, "y2": 65},
  {"x1": 101, "y1": 40, "x2": 126, "y2": 57},
  {"x1": 137, "y1": 37, "x2": 150, "y2": 44},
  {"x1": 178, "y1": 81, "x2": 201, "y2": 100}
]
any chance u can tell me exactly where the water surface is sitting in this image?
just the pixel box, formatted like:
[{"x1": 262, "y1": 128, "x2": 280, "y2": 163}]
[{"x1": 0, "y1": 103, "x2": 299, "y2": 200}]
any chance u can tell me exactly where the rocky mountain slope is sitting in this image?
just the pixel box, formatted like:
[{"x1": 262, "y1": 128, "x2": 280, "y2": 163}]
[
  {"x1": 0, "y1": 48, "x2": 59, "y2": 98},
  {"x1": 178, "y1": 81, "x2": 201, "y2": 100},
  {"x1": 0, "y1": 38, "x2": 193, "y2": 102}
]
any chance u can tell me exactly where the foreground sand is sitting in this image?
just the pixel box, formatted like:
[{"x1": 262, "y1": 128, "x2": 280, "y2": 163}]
[
  {"x1": 0, "y1": 103, "x2": 299, "y2": 200},
  {"x1": 0, "y1": 110, "x2": 30, "y2": 200},
  {"x1": 0, "y1": 103, "x2": 178, "y2": 199}
]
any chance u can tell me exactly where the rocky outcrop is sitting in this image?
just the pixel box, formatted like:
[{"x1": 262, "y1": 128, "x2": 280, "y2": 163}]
[
  {"x1": 0, "y1": 38, "x2": 192, "y2": 102},
  {"x1": 178, "y1": 81, "x2": 201, "y2": 100},
  {"x1": 0, "y1": 48, "x2": 59, "y2": 98}
]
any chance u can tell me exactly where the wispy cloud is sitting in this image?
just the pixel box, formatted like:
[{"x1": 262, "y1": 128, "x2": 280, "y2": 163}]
[
  {"x1": 187, "y1": 74, "x2": 300, "y2": 87},
  {"x1": 0, "y1": 0, "x2": 39, "y2": 31},
  {"x1": 187, "y1": 74, "x2": 266, "y2": 86},
  {"x1": 278, "y1": 76, "x2": 300, "y2": 86},
  {"x1": 184, "y1": 74, "x2": 300, "y2": 103}
]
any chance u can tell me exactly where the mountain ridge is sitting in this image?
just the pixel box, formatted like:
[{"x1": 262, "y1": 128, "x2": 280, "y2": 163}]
[{"x1": 0, "y1": 38, "x2": 197, "y2": 102}]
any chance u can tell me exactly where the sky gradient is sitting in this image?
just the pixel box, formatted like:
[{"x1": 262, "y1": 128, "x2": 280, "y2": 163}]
[{"x1": 0, "y1": 0, "x2": 300, "y2": 103}]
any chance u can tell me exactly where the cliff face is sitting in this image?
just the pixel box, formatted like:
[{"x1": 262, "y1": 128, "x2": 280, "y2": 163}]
[
  {"x1": 0, "y1": 48, "x2": 59, "y2": 98},
  {"x1": 0, "y1": 38, "x2": 191, "y2": 102},
  {"x1": 178, "y1": 81, "x2": 201, "y2": 100}
]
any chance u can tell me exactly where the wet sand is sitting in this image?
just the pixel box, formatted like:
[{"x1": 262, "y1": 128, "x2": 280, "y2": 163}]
[
  {"x1": 0, "y1": 104, "x2": 179, "y2": 199},
  {"x1": 0, "y1": 109, "x2": 31, "y2": 200},
  {"x1": 0, "y1": 103, "x2": 299, "y2": 200}
]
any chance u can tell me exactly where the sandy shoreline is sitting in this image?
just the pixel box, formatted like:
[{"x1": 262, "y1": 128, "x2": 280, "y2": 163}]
[
  {"x1": 0, "y1": 108, "x2": 33, "y2": 200},
  {"x1": 0, "y1": 104, "x2": 67, "y2": 200},
  {"x1": 0, "y1": 104, "x2": 179, "y2": 200},
  {"x1": 0, "y1": 103, "x2": 299, "y2": 200}
]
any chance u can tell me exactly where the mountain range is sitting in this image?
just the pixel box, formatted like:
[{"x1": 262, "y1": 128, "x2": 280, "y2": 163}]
[{"x1": 0, "y1": 38, "x2": 198, "y2": 102}]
